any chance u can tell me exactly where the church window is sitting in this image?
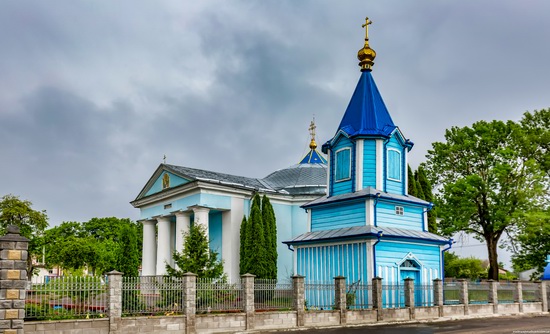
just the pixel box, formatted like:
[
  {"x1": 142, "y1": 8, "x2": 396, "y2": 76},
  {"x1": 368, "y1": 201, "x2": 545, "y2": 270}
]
[
  {"x1": 387, "y1": 149, "x2": 402, "y2": 181},
  {"x1": 335, "y1": 148, "x2": 351, "y2": 181},
  {"x1": 395, "y1": 206, "x2": 404, "y2": 215}
]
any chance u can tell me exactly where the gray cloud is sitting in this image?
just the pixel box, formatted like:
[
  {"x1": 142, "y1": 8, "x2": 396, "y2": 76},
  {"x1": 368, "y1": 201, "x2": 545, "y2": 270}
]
[{"x1": 0, "y1": 0, "x2": 549, "y2": 268}]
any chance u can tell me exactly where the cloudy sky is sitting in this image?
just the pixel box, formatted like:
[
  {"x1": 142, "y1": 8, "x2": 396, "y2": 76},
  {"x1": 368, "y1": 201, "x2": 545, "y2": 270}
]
[{"x1": 1, "y1": 1, "x2": 549, "y2": 266}]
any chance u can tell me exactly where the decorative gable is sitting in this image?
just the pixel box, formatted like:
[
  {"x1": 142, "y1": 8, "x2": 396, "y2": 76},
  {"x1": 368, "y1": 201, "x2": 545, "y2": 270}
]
[{"x1": 145, "y1": 171, "x2": 189, "y2": 196}]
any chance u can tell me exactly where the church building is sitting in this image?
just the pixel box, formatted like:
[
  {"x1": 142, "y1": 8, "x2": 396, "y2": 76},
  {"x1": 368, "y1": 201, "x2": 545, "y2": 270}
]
[
  {"x1": 284, "y1": 18, "x2": 450, "y2": 302},
  {"x1": 131, "y1": 122, "x2": 327, "y2": 282}
]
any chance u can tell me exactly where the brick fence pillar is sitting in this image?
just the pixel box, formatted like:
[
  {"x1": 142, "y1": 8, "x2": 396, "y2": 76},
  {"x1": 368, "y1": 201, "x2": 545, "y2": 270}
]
[
  {"x1": 404, "y1": 278, "x2": 415, "y2": 320},
  {"x1": 241, "y1": 274, "x2": 255, "y2": 330},
  {"x1": 536, "y1": 281, "x2": 547, "y2": 312},
  {"x1": 513, "y1": 280, "x2": 523, "y2": 313},
  {"x1": 334, "y1": 276, "x2": 346, "y2": 325},
  {"x1": 292, "y1": 275, "x2": 305, "y2": 327},
  {"x1": 458, "y1": 279, "x2": 469, "y2": 315},
  {"x1": 183, "y1": 272, "x2": 197, "y2": 334},
  {"x1": 0, "y1": 225, "x2": 29, "y2": 334},
  {"x1": 433, "y1": 279, "x2": 443, "y2": 317},
  {"x1": 487, "y1": 280, "x2": 498, "y2": 313},
  {"x1": 372, "y1": 277, "x2": 383, "y2": 321}
]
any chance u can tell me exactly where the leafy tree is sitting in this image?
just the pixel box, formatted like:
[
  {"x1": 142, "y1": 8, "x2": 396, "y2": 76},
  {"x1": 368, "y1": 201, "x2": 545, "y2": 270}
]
[
  {"x1": 425, "y1": 119, "x2": 546, "y2": 280},
  {"x1": 262, "y1": 195, "x2": 277, "y2": 279},
  {"x1": 519, "y1": 109, "x2": 550, "y2": 176},
  {"x1": 511, "y1": 209, "x2": 550, "y2": 278},
  {"x1": 166, "y1": 224, "x2": 224, "y2": 279},
  {"x1": 444, "y1": 252, "x2": 486, "y2": 279},
  {"x1": 407, "y1": 165, "x2": 417, "y2": 196},
  {"x1": 414, "y1": 171, "x2": 426, "y2": 200},
  {"x1": 417, "y1": 167, "x2": 438, "y2": 233},
  {"x1": 116, "y1": 224, "x2": 140, "y2": 277},
  {"x1": 0, "y1": 194, "x2": 49, "y2": 279}
]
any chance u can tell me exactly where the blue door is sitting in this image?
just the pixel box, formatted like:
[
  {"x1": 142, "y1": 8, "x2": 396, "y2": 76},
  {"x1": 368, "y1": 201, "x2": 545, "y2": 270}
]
[{"x1": 400, "y1": 269, "x2": 421, "y2": 307}]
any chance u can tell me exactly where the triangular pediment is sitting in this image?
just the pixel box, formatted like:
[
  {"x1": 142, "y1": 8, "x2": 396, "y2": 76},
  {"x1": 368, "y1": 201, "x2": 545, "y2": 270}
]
[{"x1": 134, "y1": 164, "x2": 192, "y2": 201}]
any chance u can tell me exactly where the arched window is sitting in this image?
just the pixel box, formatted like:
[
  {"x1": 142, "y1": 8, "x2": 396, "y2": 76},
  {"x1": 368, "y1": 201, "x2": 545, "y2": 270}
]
[{"x1": 335, "y1": 148, "x2": 351, "y2": 181}]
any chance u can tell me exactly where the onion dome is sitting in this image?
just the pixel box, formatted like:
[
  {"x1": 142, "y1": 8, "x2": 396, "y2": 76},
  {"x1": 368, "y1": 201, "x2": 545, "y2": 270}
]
[{"x1": 357, "y1": 17, "x2": 376, "y2": 72}]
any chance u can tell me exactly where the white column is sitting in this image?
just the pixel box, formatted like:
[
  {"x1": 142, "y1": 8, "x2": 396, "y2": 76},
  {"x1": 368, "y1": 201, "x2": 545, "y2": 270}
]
[
  {"x1": 156, "y1": 216, "x2": 172, "y2": 275},
  {"x1": 142, "y1": 220, "x2": 157, "y2": 276},
  {"x1": 223, "y1": 197, "x2": 243, "y2": 282},
  {"x1": 193, "y1": 207, "x2": 210, "y2": 240},
  {"x1": 365, "y1": 198, "x2": 374, "y2": 226},
  {"x1": 174, "y1": 212, "x2": 191, "y2": 253}
]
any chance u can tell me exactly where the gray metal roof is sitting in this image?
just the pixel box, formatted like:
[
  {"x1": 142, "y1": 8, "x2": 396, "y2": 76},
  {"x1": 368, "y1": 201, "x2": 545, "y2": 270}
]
[
  {"x1": 262, "y1": 163, "x2": 327, "y2": 196},
  {"x1": 162, "y1": 163, "x2": 327, "y2": 196},
  {"x1": 302, "y1": 186, "x2": 429, "y2": 208},
  {"x1": 284, "y1": 225, "x2": 450, "y2": 245}
]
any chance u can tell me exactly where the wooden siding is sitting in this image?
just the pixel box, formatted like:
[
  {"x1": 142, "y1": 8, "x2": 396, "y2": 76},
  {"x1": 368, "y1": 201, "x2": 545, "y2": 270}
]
[
  {"x1": 311, "y1": 201, "x2": 366, "y2": 231},
  {"x1": 385, "y1": 135, "x2": 405, "y2": 195},
  {"x1": 331, "y1": 136, "x2": 354, "y2": 196},
  {"x1": 297, "y1": 242, "x2": 368, "y2": 283},
  {"x1": 375, "y1": 240, "x2": 440, "y2": 284},
  {"x1": 376, "y1": 202, "x2": 424, "y2": 231},
  {"x1": 362, "y1": 139, "x2": 377, "y2": 188}
]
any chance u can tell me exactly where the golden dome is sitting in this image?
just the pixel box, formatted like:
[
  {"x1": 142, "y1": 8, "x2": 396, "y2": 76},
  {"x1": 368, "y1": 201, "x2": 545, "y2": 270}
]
[{"x1": 357, "y1": 17, "x2": 376, "y2": 71}]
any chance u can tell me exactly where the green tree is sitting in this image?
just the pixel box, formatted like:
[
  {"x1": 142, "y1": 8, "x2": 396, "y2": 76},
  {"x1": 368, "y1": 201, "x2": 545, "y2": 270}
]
[
  {"x1": 239, "y1": 215, "x2": 248, "y2": 274},
  {"x1": 444, "y1": 252, "x2": 486, "y2": 279},
  {"x1": 262, "y1": 195, "x2": 277, "y2": 279},
  {"x1": 166, "y1": 224, "x2": 224, "y2": 279},
  {"x1": 407, "y1": 165, "x2": 417, "y2": 196},
  {"x1": 511, "y1": 209, "x2": 550, "y2": 278},
  {"x1": 244, "y1": 194, "x2": 268, "y2": 278},
  {"x1": 116, "y1": 224, "x2": 140, "y2": 277},
  {"x1": 414, "y1": 171, "x2": 426, "y2": 200},
  {"x1": 425, "y1": 119, "x2": 546, "y2": 280},
  {"x1": 0, "y1": 194, "x2": 49, "y2": 279},
  {"x1": 417, "y1": 166, "x2": 438, "y2": 233}
]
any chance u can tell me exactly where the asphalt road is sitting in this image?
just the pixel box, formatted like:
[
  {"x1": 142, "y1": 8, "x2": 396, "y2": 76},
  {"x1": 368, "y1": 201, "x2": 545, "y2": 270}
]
[{"x1": 292, "y1": 314, "x2": 550, "y2": 334}]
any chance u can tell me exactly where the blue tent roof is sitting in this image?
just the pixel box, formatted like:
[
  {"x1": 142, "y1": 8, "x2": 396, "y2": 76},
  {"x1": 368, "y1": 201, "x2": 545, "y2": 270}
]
[
  {"x1": 299, "y1": 149, "x2": 327, "y2": 164},
  {"x1": 337, "y1": 71, "x2": 396, "y2": 138}
]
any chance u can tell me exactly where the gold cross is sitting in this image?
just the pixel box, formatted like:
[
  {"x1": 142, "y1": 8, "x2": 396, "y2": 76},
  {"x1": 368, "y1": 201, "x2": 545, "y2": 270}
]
[
  {"x1": 308, "y1": 117, "x2": 316, "y2": 140},
  {"x1": 362, "y1": 17, "x2": 372, "y2": 41}
]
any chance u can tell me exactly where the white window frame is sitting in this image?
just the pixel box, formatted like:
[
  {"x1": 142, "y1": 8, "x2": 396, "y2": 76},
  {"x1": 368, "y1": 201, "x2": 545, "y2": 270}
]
[
  {"x1": 387, "y1": 148, "x2": 402, "y2": 182},
  {"x1": 395, "y1": 206, "x2": 404, "y2": 216},
  {"x1": 334, "y1": 148, "x2": 352, "y2": 182}
]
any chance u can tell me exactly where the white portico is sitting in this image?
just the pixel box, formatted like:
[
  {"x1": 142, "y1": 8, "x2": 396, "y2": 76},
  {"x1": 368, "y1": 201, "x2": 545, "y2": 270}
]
[{"x1": 131, "y1": 123, "x2": 328, "y2": 282}]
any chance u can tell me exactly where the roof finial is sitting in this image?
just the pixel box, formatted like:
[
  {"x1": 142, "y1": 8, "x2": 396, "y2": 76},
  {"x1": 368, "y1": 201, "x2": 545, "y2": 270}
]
[
  {"x1": 308, "y1": 117, "x2": 317, "y2": 150},
  {"x1": 163, "y1": 154, "x2": 166, "y2": 164},
  {"x1": 357, "y1": 17, "x2": 376, "y2": 72}
]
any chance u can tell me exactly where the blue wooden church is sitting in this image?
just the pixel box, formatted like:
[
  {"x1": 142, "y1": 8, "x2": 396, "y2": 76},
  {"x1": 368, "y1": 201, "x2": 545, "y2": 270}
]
[{"x1": 284, "y1": 19, "x2": 450, "y2": 297}]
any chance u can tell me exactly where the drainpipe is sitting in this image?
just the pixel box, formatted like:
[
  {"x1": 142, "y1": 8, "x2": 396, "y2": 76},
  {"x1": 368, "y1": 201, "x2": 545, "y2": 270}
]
[
  {"x1": 373, "y1": 230, "x2": 383, "y2": 278},
  {"x1": 373, "y1": 193, "x2": 381, "y2": 227},
  {"x1": 441, "y1": 239, "x2": 454, "y2": 282},
  {"x1": 422, "y1": 203, "x2": 434, "y2": 232}
]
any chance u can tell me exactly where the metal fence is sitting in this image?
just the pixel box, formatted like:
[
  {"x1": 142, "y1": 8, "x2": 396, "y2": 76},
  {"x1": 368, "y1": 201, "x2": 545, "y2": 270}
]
[
  {"x1": 196, "y1": 278, "x2": 243, "y2": 313},
  {"x1": 468, "y1": 282, "x2": 490, "y2": 304},
  {"x1": 415, "y1": 285, "x2": 434, "y2": 307},
  {"x1": 254, "y1": 279, "x2": 294, "y2": 311},
  {"x1": 121, "y1": 276, "x2": 185, "y2": 316},
  {"x1": 382, "y1": 284, "x2": 404, "y2": 308},
  {"x1": 443, "y1": 282, "x2": 460, "y2": 305},
  {"x1": 305, "y1": 281, "x2": 334, "y2": 310},
  {"x1": 522, "y1": 283, "x2": 539, "y2": 302},
  {"x1": 346, "y1": 281, "x2": 371, "y2": 309},
  {"x1": 25, "y1": 276, "x2": 108, "y2": 320},
  {"x1": 497, "y1": 282, "x2": 515, "y2": 303}
]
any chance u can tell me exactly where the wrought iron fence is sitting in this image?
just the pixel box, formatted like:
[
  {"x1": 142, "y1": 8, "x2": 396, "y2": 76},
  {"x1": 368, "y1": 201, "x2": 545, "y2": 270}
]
[
  {"x1": 25, "y1": 276, "x2": 108, "y2": 320},
  {"x1": 497, "y1": 281, "x2": 515, "y2": 303},
  {"x1": 346, "y1": 281, "x2": 371, "y2": 309},
  {"x1": 522, "y1": 282, "x2": 539, "y2": 302},
  {"x1": 121, "y1": 276, "x2": 185, "y2": 316},
  {"x1": 254, "y1": 279, "x2": 294, "y2": 311},
  {"x1": 196, "y1": 278, "x2": 243, "y2": 313},
  {"x1": 443, "y1": 282, "x2": 460, "y2": 305},
  {"x1": 415, "y1": 285, "x2": 434, "y2": 307},
  {"x1": 305, "y1": 281, "x2": 334, "y2": 310},
  {"x1": 381, "y1": 284, "x2": 404, "y2": 308},
  {"x1": 468, "y1": 282, "x2": 490, "y2": 304}
]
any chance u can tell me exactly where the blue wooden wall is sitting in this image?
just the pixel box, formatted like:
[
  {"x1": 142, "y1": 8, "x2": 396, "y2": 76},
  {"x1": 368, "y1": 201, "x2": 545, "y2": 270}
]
[
  {"x1": 331, "y1": 136, "x2": 354, "y2": 196},
  {"x1": 362, "y1": 139, "x2": 377, "y2": 188},
  {"x1": 311, "y1": 201, "x2": 365, "y2": 232},
  {"x1": 376, "y1": 202, "x2": 424, "y2": 231}
]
